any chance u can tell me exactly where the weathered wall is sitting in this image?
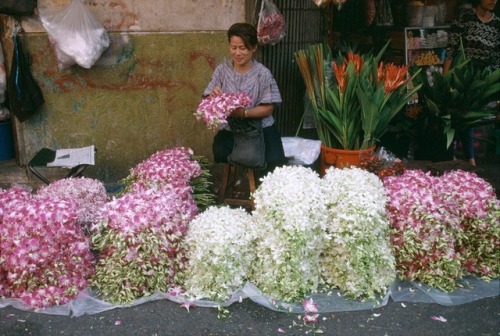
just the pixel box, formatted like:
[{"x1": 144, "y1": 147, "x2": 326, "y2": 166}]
[
  {"x1": 1, "y1": 0, "x2": 249, "y2": 182},
  {"x1": 22, "y1": 0, "x2": 246, "y2": 32}
]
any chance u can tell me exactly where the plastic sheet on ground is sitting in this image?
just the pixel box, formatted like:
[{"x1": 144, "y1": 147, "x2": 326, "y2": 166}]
[{"x1": 1, "y1": 277, "x2": 498, "y2": 317}]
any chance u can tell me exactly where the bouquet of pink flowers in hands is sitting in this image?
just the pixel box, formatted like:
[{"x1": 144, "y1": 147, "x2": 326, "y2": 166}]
[{"x1": 195, "y1": 92, "x2": 252, "y2": 131}]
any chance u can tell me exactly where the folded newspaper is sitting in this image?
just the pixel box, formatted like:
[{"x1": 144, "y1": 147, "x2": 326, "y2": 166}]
[{"x1": 47, "y1": 145, "x2": 95, "y2": 168}]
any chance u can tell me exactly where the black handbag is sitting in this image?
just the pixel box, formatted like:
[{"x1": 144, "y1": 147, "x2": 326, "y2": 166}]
[
  {"x1": 227, "y1": 117, "x2": 267, "y2": 170},
  {"x1": 0, "y1": 0, "x2": 37, "y2": 16},
  {"x1": 8, "y1": 33, "x2": 44, "y2": 122}
]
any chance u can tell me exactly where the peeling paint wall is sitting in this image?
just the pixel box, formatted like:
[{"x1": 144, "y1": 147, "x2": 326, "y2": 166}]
[
  {"x1": 24, "y1": 0, "x2": 246, "y2": 32},
  {"x1": 1, "y1": 0, "x2": 250, "y2": 182}
]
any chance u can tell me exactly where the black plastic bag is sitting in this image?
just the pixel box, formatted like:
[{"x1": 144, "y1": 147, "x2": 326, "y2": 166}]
[
  {"x1": 0, "y1": 0, "x2": 37, "y2": 16},
  {"x1": 8, "y1": 33, "x2": 44, "y2": 122},
  {"x1": 227, "y1": 118, "x2": 266, "y2": 169}
]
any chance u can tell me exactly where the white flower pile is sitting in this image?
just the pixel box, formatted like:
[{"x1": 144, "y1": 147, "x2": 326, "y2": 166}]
[
  {"x1": 183, "y1": 206, "x2": 255, "y2": 301},
  {"x1": 249, "y1": 166, "x2": 329, "y2": 302},
  {"x1": 320, "y1": 167, "x2": 395, "y2": 300}
]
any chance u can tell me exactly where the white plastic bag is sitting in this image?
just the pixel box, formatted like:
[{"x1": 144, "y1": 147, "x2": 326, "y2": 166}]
[
  {"x1": 39, "y1": 0, "x2": 109, "y2": 69},
  {"x1": 257, "y1": 0, "x2": 286, "y2": 45},
  {"x1": 0, "y1": 105, "x2": 10, "y2": 121},
  {"x1": 281, "y1": 137, "x2": 321, "y2": 166}
]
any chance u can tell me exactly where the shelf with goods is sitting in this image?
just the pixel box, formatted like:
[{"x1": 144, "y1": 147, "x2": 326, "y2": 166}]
[
  {"x1": 404, "y1": 26, "x2": 449, "y2": 105},
  {"x1": 404, "y1": 26, "x2": 449, "y2": 68}
]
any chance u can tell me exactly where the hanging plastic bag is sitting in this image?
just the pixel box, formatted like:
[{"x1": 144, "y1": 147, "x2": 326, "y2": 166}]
[
  {"x1": 312, "y1": 0, "x2": 333, "y2": 6},
  {"x1": 0, "y1": 0, "x2": 37, "y2": 16},
  {"x1": 8, "y1": 32, "x2": 45, "y2": 122},
  {"x1": 257, "y1": 0, "x2": 286, "y2": 46},
  {"x1": 39, "y1": 0, "x2": 109, "y2": 70},
  {"x1": 0, "y1": 105, "x2": 10, "y2": 121},
  {"x1": 376, "y1": 0, "x2": 394, "y2": 26}
]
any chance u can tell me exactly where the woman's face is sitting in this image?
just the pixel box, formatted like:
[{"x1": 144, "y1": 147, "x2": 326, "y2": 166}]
[
  {"x1": 479, "y1": 0, "x2": 497, "y2": 12},
  {"x1": 229, "y1": 36, "x2": 257, "y2": 69}
]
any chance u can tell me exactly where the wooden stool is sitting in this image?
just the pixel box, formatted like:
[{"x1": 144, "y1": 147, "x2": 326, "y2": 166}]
[{"x1": 219, "y1": 163, "x2": 256, "y2": 210}]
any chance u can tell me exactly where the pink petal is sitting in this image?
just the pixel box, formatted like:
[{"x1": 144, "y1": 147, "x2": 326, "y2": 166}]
[
  {"x1": 430, "y1": 316, "x2": 447, "y2": 322},
  {"x1": 181, "y1": 301, "x2": 195, "y2": 312}
]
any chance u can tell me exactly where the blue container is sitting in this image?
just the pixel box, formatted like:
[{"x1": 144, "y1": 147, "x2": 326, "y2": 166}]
[{"x1": 0, "y1": 119, "x2": 15, "y2": 161}]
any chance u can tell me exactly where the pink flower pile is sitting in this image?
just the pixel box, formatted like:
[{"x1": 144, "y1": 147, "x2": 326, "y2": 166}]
[
  {"x1": 384, "y1": 170, "x2": 499, "y2": 291},
  {"x1": 92, "y1": 147, "x2": 202, "y2": 304},
  {"x1": 36, "y1": 177, "x2": 108, "y2": 232},
  {"x1": 194, "y1": 93, "x2": 252, "y2": 131},
  {"x1": 126, "y1": 147, "x2": 203, "y2": 190},
  {"x1": 438, "y1": 171, "x2": 500, "y2": 278},
  {"x1": 0, "y1": 186, "x2": 94, "y2": 308}
]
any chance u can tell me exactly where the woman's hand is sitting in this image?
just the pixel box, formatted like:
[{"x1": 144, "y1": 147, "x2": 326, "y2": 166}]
[
  {"x1": 210, "y1": 86, "x2": 223, "y2": 97},
  {"x1": 229, "y1": 104, "x2": 274, "y2": 119},
  {"x1": 230, "y1": 106, "x2": 247, "y2": 118}
]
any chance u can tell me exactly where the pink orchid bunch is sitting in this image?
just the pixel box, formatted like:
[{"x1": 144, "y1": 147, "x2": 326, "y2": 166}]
[
  {"x1": 36, "y1": 177, "x2": 108, "y2": 232},
  {"x1": 384, "y1": 170, "x2": 463, "y2": 291},
  {"x1": 124, "y1": 147, "x2": 202, "y2": 190},
  {"x1": 0, "y1": 185, "x2": 32, "y2": 222},
  {"x1": 438, "y1": 171, "x2": 499, "y2": 278},
  {"x1": 122, "y1": 146, "x2": 214, "y2": 209},
  {"x1": 384, "y1": 169, "x2": 499, "y2": 291},
  {"x1": 91, "y1": 186, "x2": 198, "y2": 304},
  {"x1": 0, "y1": 187, "x2": 94, "y2": 308},
  {"x1": 195, "y1": 93, "x2": 252, "y2": 131}
]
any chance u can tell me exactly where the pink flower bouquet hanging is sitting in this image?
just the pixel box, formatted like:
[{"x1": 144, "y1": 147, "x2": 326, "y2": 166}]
[{"x1": 195, "y1": 92, "x2": 252, "y2": 131}]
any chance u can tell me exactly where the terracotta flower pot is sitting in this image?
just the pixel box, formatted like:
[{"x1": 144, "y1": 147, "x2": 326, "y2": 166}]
[{"x1": 319, "y1": 145, "x2": 375, "y2": 176}]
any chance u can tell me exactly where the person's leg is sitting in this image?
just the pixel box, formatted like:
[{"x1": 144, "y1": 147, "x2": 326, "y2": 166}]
[
  {"x1": 260, "y1": 124, "x2": 286, "y2": 176},
  {"x1": 212, "y1": 130, "x2": 233, "y2": 163},
  {"x1": 458, "y1": 128, "x2": 475, "y2": 166}
]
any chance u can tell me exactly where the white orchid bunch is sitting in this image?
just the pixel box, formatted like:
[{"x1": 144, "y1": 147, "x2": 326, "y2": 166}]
[
  {"x1": 249, "y1": 166, "x2": 329, "y2": 302},
  {"x1": 320, "y1": 167, "x2": 395, "y2": 300},
  {"x1": 182, "y1": 206, "x2": 255, "y2": 301}
]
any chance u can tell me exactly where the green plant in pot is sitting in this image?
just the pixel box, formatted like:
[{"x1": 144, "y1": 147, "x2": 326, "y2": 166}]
[
  {"x1": 295, "y1": 43, "x2": 422, "y2": 152},
  {"x1": 412, "y1": 50, "x2": 500, "y2": 150}
]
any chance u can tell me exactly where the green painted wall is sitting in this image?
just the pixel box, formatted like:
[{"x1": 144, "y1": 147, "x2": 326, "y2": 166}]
[{"x1": 12, "y1": 32, "x2": 228, "y2": 182}]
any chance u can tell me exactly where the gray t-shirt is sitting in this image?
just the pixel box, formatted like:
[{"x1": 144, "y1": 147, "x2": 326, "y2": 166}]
[{"x1": 203, "y1": 59, "x2": 282, "y2": 128}]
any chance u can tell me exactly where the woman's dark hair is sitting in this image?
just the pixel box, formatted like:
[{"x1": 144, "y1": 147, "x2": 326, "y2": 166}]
[
  {"x1": 227, "y1": 23, "x2": 258, "y2": 49},
  {"x1": 468, "y1": 0, "x2": 481, "y2": 7}
]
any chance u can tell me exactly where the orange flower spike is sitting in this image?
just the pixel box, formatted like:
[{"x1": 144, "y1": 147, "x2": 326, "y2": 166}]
[
  {"x1": 384, "y1": 64, "x2": 409, "y2": 93},
  {"x1": 347, "y1": 52, "x2": 364, "y2": 74},
  {"x1": 377, "y1": 61, "x2": 385, "y2": 85},
  {"x1": 333, "y1": 61, "x2": 348, "y2": 93}
]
